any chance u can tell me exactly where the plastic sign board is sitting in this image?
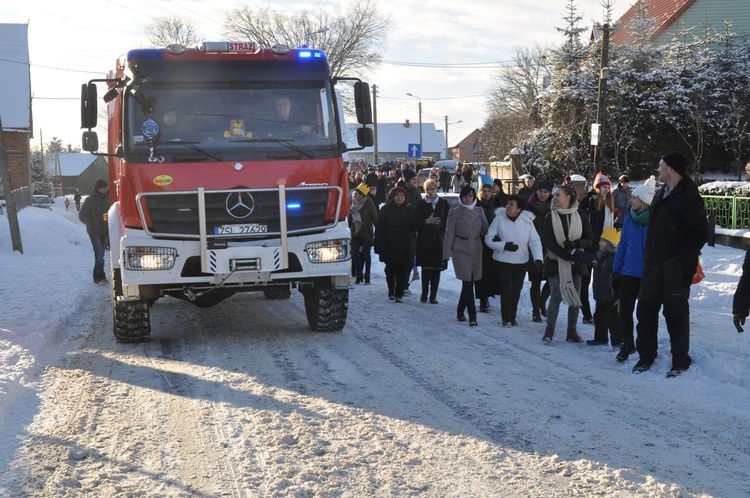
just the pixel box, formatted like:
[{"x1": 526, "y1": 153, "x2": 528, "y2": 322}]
[
  {"x1": 591, "y1": 123, "x2": 600, "y2": 146},
  {"x1": 472, "y1": 142, "x2": 479, "y2": 155},
  {"x1": 408, "y1": 143, "x2": 421, "y2": 158}
]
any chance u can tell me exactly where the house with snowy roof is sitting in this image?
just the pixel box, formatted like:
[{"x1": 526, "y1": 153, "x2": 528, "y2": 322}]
[
  {"x1": 47, "y1": 153, "x2": 108, "y2": 195},
  {"x1": 0, "y1": 23, "x2": 33, "y2": 198},
  {"x1": 345, "y1": 122, "x2": 445, "y2": 165},
  {"x1": 609, "y1": 0, "x2": 750, "y2": 47}
]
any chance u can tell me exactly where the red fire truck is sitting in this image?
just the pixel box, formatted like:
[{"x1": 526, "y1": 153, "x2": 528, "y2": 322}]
[{"x1": 80, "y1": 41, "x2": 373, "y2": 342}]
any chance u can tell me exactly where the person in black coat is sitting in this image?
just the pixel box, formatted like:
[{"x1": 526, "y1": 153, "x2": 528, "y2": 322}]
[
  {"x1": 414, "y1": 179, "x2": 450, "y2": 303},
  {"x1": 79, "y1": 179, "x2": 111, "y2": 284},
  {"x1": 374, "y1": 187, "x2": 413, "y2": 302},
  {"x1": 733, "y1": 247, "x2": 750, "y2": 333},
  {"x1": 476, "y1": 183, "x2": 501, "y2": 311},
  {"x1": 525, "y1": 180, "x2": 553, "y2": 321},
  {"x1": 634, "y1": 152, "x2": 708, "y2": 376}
]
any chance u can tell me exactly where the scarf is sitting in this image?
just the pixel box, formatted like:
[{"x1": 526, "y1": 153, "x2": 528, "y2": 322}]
[
  {"x1": 460, "y1": 199, "x2": 477, "y2": 210},
  {"x1": 603, "y1": 205, "x2": 614, "y2": 230},
  {"x1": 630, "y1": 208, "x2": 649, "y2": 227},
  {"x1": 548, "y1": 201, "x2": 583, "y2": 307},
  {"x1": 350, "y1": 195, "x2": 367, "y2": 234},
  {"x1": 425, "y1": 194, "x2": 439, "y2": 210}
]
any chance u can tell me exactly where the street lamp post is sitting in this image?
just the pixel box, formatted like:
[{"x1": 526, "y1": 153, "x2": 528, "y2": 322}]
[
  {"x1": 304, "y1": 27, "x2": 329, "y2": 48},
  {"x1": 406, "y1": 93, "x2": 422, "y2": 158},
  {"x1": 444, "y1": 116, "x2": 462, "y2": 159}
]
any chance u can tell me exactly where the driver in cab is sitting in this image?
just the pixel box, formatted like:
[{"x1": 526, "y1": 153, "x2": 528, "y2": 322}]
[{"x1": 261, "y1": 95, "x2": 312, "y2": 136}]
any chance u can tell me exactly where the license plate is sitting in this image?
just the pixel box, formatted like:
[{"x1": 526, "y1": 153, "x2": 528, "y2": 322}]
[{"x1": 214, "y1": 224, "x2": 268, "y2": 235}]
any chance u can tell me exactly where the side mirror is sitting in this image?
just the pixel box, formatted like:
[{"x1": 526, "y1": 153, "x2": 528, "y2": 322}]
[
  {"x1": 80, "y1": 83, "x2": 98, "y2": 129},
  {"x1": 354, "y1": 82, "x2": 373, "y2": 125},
  {"x1": 357, "y1": 127, "x2": 374, "y2": 147},
  {"x1": 82, "y1": 131, "x2": 100, "y2": 152}
]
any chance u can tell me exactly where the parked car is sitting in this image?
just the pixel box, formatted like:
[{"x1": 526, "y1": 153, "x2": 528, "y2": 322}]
[
  {"x1": 31, "y1": 195, "x2": 53, "y2": 210},
  {"x1": 417, "y1": 160, "x2": 461, "y2": 192}
]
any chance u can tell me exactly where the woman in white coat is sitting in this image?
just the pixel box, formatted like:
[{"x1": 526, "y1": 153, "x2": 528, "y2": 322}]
[
  {"x1": 443, "y1": 185, "x2": 489, "y2": 326},
  {"x1": 485, "y1": 194, "x2": 543, "y2": 326}
]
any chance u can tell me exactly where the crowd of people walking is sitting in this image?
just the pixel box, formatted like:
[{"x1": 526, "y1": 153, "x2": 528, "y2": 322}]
[{"x1": 350, "y1": 151, "x2": 708, "y2": 377}]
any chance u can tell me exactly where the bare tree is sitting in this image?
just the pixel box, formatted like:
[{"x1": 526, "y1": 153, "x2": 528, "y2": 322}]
[
  {"x1": 145, "y1": 17, "x2": 202, "y2": 48},
  {"x1": 223, "y1": 0, "x2": 391, "y2": 77},
  {"x1": 489, "y1": 46, "x2": 550, "y2": 117}
]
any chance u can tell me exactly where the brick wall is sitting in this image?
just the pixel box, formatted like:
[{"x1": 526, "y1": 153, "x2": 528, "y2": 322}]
[{"x1": 3, "y1": 131, "x2": 31, "y2": 190}]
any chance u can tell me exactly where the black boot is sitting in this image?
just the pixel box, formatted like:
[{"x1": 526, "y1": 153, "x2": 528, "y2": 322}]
[
  {"x1": 364, "y1": 272, "x2": 370, "y2": 284},
  {"x1": 479, "y1": 298, "x2": 490, "y2": 313},
  {"x1": 420, "y1": 269, "x2": 430, "y2": 302},
  {"x1": 356, "y1": 270, "x2": 363, "y2": 285},
  {"x1": 616, "y1": 341, "x2": 636, "y2": 363},
  {"x1": 530, "y1": 288, "x2": 541, "y2": 319},
  {"x1": 429, "y1": 270, "x2": 440, "y2": 303},
  {"x1": 540, "y1": 283, "x2": 550, "y2": 317}
]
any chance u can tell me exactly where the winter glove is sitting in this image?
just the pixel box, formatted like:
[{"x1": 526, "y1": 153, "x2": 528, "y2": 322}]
[
  {"x1": 441, "y1": 259, "x2": 449, "y2": 271},
  {"x1": 571, "y1": 249, "x2": 585, "y2": 262},
  {"x1": 734, "y1": 314, "x2": 746, "y2": 333},
  {"x1": 492, "y1": 235, "x2": 501, "y2": 242},
  {"x1": 610, "y1": 273, "x2": 622, "y2": 293},
  {"x1": 504, "y1": 242, "x2": 519, "y2": 252},
  {"x1": 533, "y1": 259, "x2": 544, "y2": 268},
  {"x1": 562, "y1": 240, "x2": 577, "y2": 251}
]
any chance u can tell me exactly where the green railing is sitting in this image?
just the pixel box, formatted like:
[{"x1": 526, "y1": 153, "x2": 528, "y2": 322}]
[{"x1": 702, "y1": 195, "x2": 750, "y2": 229}]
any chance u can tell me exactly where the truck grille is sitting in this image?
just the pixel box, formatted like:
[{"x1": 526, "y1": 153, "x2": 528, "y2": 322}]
[{"x1": 137, "y1": 187, "x2": 339, "y2": 238}]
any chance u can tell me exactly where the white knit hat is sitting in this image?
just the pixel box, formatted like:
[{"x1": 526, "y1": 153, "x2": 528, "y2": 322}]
[{"x1": 632, "y1": 185, "x2": 656, "y2": 206}]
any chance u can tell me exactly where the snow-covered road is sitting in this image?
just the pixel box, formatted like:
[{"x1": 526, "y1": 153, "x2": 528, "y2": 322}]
[{"x1": 1, "y1": 205, "x2": 749, "y2": 497}]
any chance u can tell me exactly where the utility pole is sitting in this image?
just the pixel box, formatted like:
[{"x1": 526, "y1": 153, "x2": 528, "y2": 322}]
[
  {"x1": 445, "y1": 115, "x2": 449, "y2": 159},
  {"x1": 372, "y1": 84, "x2": 379, "y2": 166},
  {"x1": 593, "y1": 23, "x2": 611, "y2": 176},
  {"x1": 0, "y1": 114, "x2": 24, "y2": 253}
]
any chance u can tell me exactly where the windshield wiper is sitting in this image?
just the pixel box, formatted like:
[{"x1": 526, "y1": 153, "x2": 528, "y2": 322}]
[
  {"x1": 230, "y1": 137, "x2": 314, "y2": 159},
  {"x1": 162, "y1": 140, "x2": 223, "y2": 161}
]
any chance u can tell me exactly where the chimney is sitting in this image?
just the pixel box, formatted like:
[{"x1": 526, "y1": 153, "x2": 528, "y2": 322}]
[{"x1": 404, "y1": 119, "x2": 410, "y2": 128}]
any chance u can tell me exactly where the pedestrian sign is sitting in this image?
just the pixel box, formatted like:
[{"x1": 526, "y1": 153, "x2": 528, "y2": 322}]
[{"x1": 408, "y1": 143, "x2": 421, "y2": 158}]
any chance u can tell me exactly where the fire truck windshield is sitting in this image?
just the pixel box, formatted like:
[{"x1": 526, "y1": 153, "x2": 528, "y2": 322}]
[{"x1": 125, "y1": 84, "x2": 338, "y2": 160}]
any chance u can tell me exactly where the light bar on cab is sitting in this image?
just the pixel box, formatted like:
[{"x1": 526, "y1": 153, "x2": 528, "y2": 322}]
[
  {"x1": 202, "y1": 41, "x2": 261, "y2": 54},
  {"x1": 297, "y1": 50, "x2": 324, "y2": 59}
]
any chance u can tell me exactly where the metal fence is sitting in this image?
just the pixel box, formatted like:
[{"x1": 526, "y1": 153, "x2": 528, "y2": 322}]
[
  {"x1": 702, "y1": 195, "x2": 750, "y2": 230},
  {"x1": 0, "y1": 186, "x2": 29, "y2": 214}
]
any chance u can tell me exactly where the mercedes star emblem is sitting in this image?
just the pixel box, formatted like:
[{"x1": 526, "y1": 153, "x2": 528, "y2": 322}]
[{"x1": 225, "y1": 191, "x2": 255, "y2": 219}]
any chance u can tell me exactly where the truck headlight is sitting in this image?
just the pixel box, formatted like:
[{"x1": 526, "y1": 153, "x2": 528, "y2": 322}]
[
  {"x1": 305, "y1": 239, "x2": 349, "y2": 263},
  {"x1": 124, "y1": 246, "x2": 177, "y2": 270}
]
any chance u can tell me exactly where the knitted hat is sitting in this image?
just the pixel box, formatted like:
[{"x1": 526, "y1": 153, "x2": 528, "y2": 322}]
[
  {"x1": 631, "y1": 185, "x2": 656, "y2": 206},
  {"x1": 644, "y1": 175, "x2": 657, "y2": 188},
  {"x1": 493, "y1": 178, "x2": 504, "y2": 190},
  {"x1": 95, "y1": 179, "x2": 108, "y2": 190},
  {"x1": 355, "y1": 182, "x2": 370, "y2": 196},
  {"x1": 390, "y1": 186, "x2": 408, "y2": 199},
  {"x1": 519, "y1": 173, "x2": 535, "y2": 181},
  {"x1": 618, "y1": 174, "x2": 630, "y2": 183},
  {"x1": 600, "y1": 226, "x2": 621, "y2": 249},
  {"x1": 661, "y1": 152, "x2": 690, "y2": 176},
  {"x1": 536, "y1": 179, "x2": 554, "y2": 192},
  {"x1": 402, "y1": 169, "x2": 417, "y2": 182},
  {"x1": 593, "y1": 171, "x2": 611, "y2": 189}
]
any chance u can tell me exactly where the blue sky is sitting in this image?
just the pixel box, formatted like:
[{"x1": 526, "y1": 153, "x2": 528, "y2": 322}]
[{"x1": 2, "y1": 0, "x2": 629, "y2": 148}]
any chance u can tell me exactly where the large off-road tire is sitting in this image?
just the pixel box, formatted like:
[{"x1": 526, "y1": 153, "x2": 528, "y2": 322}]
[
  {"x1": 303, "y1": 286, "x2": 348, "y2": 332},
  {"x1": 113, "y1": 298, "x2": 151, "y2": 343},
  {"x1": 263, "y1": 287, "x2": 292, "y2": 300}
]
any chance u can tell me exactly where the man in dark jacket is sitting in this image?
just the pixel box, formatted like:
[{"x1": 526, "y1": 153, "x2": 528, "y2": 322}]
[
  {"x1": 79, "y1": 179, "x2": 111, "y2": 284},
  {"x1": 634, "y1": 152, "x2": 708, "y2": 377},
  {"x1": 732, "y1": 247, "x2": 750, "y2": 333}
]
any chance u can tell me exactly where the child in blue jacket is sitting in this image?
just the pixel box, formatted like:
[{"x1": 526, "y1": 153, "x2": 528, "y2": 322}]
[{"x1": 611, "y1": 185, "x2": 655, "y2": 362}]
